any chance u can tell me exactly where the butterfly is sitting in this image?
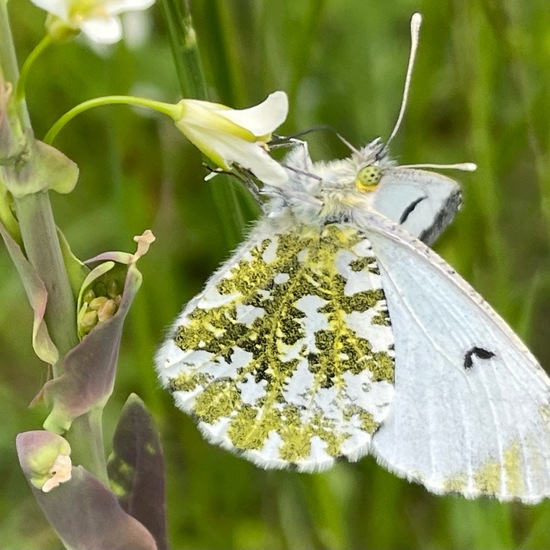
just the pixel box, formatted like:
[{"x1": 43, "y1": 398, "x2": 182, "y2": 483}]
[{"x1": 155, "y1": 14, "x2": 550, "y2": 503}]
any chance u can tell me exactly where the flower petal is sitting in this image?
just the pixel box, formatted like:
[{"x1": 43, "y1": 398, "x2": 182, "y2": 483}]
[
  {"x1": 42, "y1": 454, "x2": 72, "y2": 493},
  {"x1": 29, "y1": 0, "x2": 68, "y2": 18},
  {"x1": 224, "y1": 140, "x2": 289, "y2": 185},
  {"x1": 193, "y1": 130, "x2": 288, "y2": 185},
  {"x1": 219, "y1": 91, "x2": 288, "y2": 137},
  {"x1": 174, "y1": 94, "x2": 289, "y2": 184},
  {"x1": 30, "y1": 0, "x2": 156, "y2": 45},
  {"x1": 80, "y1": 16, "x2": 123, "y2": 44},
  {"x1": 104, "y1": 0, "x2": 156, "y2": 15},
  {"x1": 27, "y1": 466, "x2": 158, "y2": 550},
  {"x1": 178, "y1": 123, "x2": 231, "y2": 170},
  {"x1": 179, "y1": 100, "x2": 256, "y2": 141}
]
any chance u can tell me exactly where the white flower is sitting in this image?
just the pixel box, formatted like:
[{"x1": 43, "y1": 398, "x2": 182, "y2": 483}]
[
  {"x1": 30, "y1": 0, "x2": 156, "y2": 44},
  {"x1": 174, "y1": 91, "x2": 289, "y2": 186}
]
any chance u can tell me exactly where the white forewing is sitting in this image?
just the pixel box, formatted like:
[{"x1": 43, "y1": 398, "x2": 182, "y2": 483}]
[
  {"x1": 373, "y1": 168, "x2": 461, "y2": 245},
  {"x1": 359, "y1": 211, "x2": 550, "y2": 503}
]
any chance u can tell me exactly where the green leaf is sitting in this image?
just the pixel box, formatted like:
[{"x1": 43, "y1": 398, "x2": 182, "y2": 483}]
[
  {"x1": 37, "y1": 266, "x2": 142, "y2": 433},
  {"x1": 2, "y1": 139, "x2": 79, "y2": 197},
  {"x1": 57, "y1": 228, "x2": 90, "y2": 299},
  {"x1": 36, "y1": 232, "x2": 154, "y2": 433},
  {"x1": 0, "y1": 217, "x2": 58, "y2": 363},
  {"x1": 28, "y1": 464, "x2": 156, "y2": 549}
]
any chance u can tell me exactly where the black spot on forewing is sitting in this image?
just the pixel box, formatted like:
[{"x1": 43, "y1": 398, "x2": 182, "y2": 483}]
[
  {"x1": 399, "y1": 196, "x2": 426, "y2": 224},
  {"x1": 464, "y1": 347, "x2": 496, "y2": 369}
]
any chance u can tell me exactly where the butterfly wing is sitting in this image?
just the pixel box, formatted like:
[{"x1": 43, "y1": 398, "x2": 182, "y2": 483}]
[
  {"x1": 358, "y1": 211, "x2": 550, "y2": 502},
  {"x1": 373, "y1": 168, "x2": 461, "y2": 245},
  {"x1": 156, "y1": 216, "x2": 396, "y2": 471}
]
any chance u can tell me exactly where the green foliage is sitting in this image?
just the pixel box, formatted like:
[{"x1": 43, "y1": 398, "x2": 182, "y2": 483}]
[{"x1": 3, "y1": 0, "x2": 550, "y2": 547}]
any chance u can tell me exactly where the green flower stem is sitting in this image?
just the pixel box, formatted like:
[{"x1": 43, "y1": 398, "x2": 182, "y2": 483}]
[
  {"x1": 0, "y1": 1, "x2": 106, "y2": 482},
  {"x1": 14, "y1": 194, "x2": 108, "y2": 481},
  {"x1": 0, "y1": 0, "x2": 30, "y2": 140},
  {"x1": 159, "y1": 0, "x2": 248, "y2": 249},
  {"x1": 44, "y1": 95, "x2": 180, "y2": 144},
  {"x1": 0, "y1": 1, "x2": 17, "y2": 84},
  {"x1": 70, "y1": 407, "x2": 108, "y2": 485},
  {"x1": 159, "y1": 0, "x2": 207, "y2": 98},
  {"x1": 14, "y1": 34, "x2": 52, "y2": 103}
]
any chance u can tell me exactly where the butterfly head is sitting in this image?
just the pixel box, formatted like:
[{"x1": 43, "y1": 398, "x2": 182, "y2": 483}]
[
  {"x1": 355, "y1": 165, "x2": 383, "y2": 192},
  {"x1": 262, "y1": 139, "x2": 396, "y2": 225},
  {"x1": 351, "y1": 138, "x2": 393, "y2": 193},
  {"x1": 316, "y1": 140, "x2": 396, "y2": 201}
]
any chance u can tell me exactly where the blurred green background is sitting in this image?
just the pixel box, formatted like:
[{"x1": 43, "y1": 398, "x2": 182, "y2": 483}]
[{"x1": 3, "y1": 0, "x2": 550, "y2": 548}]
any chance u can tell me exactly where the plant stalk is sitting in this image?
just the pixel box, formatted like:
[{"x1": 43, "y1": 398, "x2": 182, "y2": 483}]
[
  {"x1": 159, "y1": 0, "x2": 248, "y2": 249},
  {"x1": 0, "y1": 1, "x2": 106, "y2": 480}
]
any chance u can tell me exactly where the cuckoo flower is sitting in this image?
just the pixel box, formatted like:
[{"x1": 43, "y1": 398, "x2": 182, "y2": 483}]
[
  {"x1": 173, "y1": 91, "x2": 289, "y2": 186},
  {"x1": 43, "y1": 91, "x2": 289, "y2": 183},
  {"x1": 30, "y1": 0, "x2": 156, "y2": 43}
]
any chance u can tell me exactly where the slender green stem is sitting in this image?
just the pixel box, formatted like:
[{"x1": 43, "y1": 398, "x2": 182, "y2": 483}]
[
  {"x1": 44, "y1": 95, "x2": 179, "y2": 144},
  {"x1": 0, "y1": 0, "x2": 31, "y2": 142},
  {"x1": 69, "y1": 408, "x2": 108, "y2": 484},
  {"x1": 14, "y1": 34, "x2": 52, "y2": 103},
  {"x1": 0, "y1": 0, "x2": 18, "y2": 84},
  {"x1": 2, "y1": 0, "x2": 77, "y2": 361},
  {"x1": 159, "y1": 0, "x2": 249, "y2": 249},
  {"x1": 158, "y1": 0, "x2": 207, "y2": 99},
  {"x1": 0, "y1": 0, "x2": 106, "y2": 480}
]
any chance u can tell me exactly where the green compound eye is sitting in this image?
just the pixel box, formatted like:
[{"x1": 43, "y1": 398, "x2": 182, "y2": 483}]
[{"x1": 355, "y1": 165, "x2": 382, "y2": 191}]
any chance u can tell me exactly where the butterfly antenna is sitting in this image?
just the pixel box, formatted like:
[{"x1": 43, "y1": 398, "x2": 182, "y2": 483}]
[
  {"x1": 269, "y1": 125, "x2": 339, "y2": 148},
  {"x1": 384, "y1": 13, "x2": 422, "y2": 152},
  {"x1": 336, "y1": 133, "x2": 362, "y2": 155},
  {"x1": 385, "y1": 13, "x2": 477, "y2": 174},
  {"x1": 399, "y1": 161, "x2": 477, "y2": 172}
]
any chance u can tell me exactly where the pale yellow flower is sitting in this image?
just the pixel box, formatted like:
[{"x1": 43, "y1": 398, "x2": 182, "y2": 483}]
[{"x1": 174, "y1": 91, "x2": 289, "y2": 186}]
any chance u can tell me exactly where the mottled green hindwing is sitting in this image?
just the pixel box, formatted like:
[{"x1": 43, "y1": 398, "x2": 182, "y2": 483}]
[{"x1": 158, "y1": 221, "x2": 395, "y2": 471}]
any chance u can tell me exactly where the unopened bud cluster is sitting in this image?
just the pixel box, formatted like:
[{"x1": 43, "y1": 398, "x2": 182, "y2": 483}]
[{"x1": 78, "y1": 278, "x2": 121, "y2": 338}]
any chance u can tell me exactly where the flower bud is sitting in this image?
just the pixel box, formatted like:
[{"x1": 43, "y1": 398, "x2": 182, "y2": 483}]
[{"x1": 16, "y1": 431, "x2": 72, "y2": 492}]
